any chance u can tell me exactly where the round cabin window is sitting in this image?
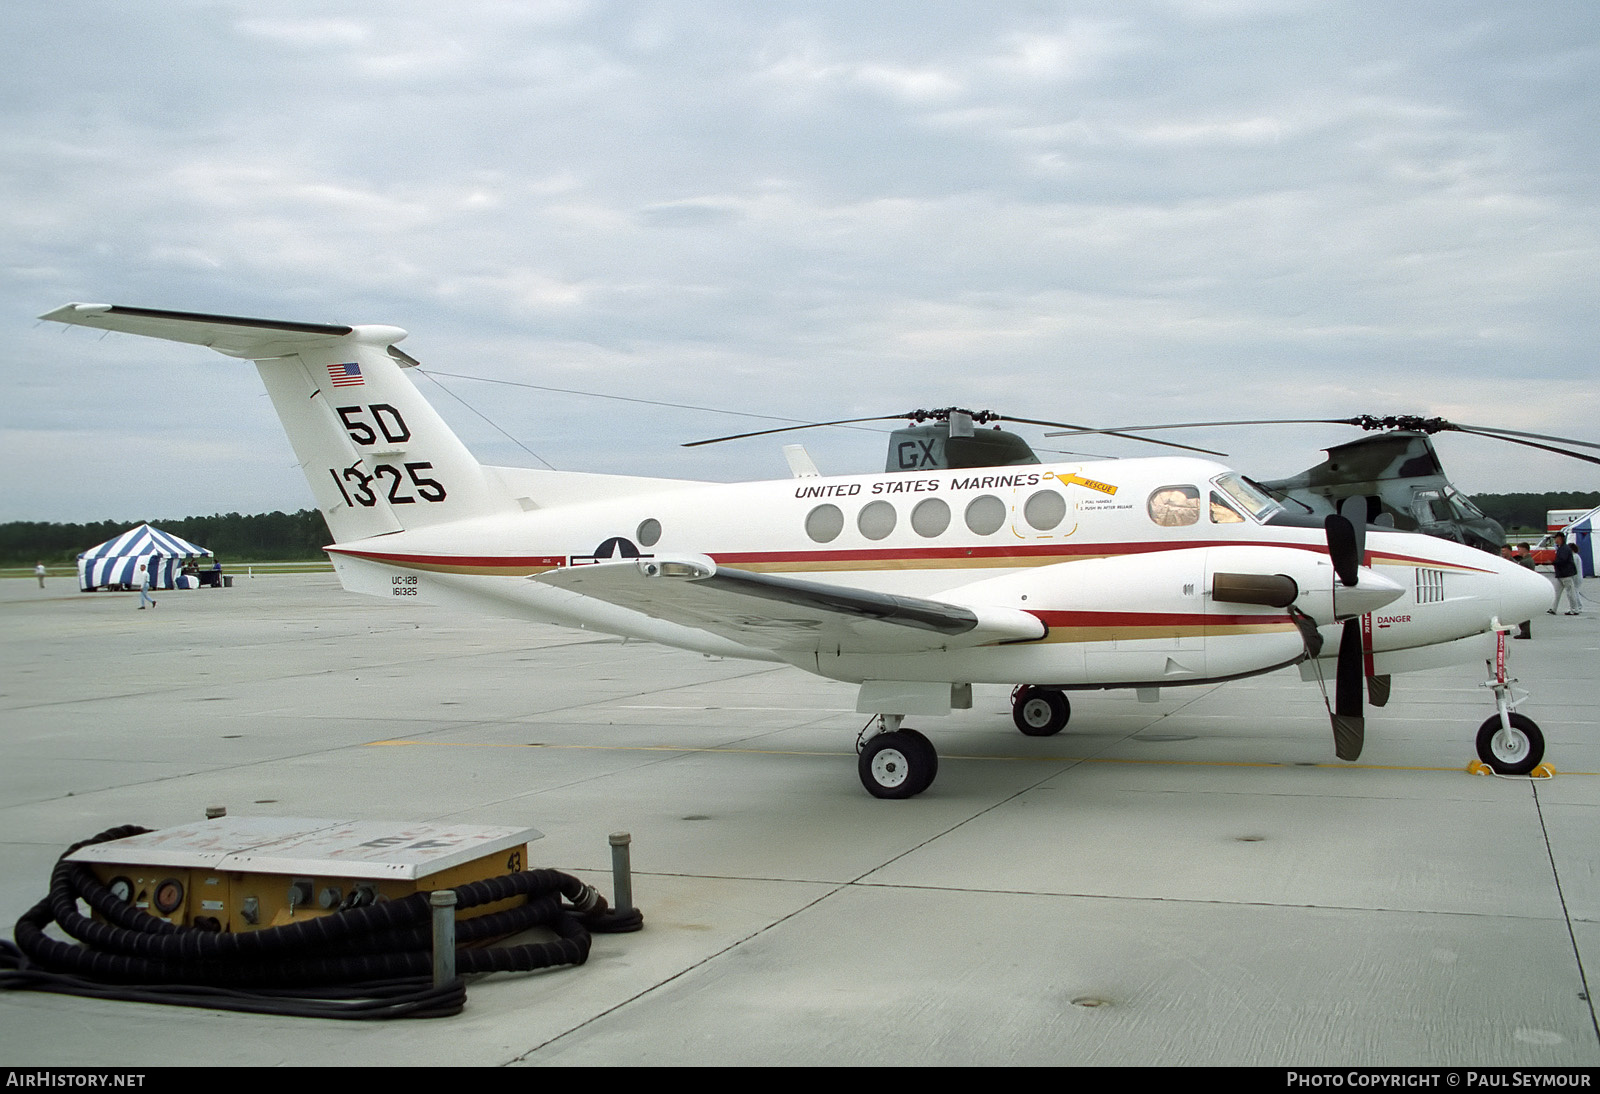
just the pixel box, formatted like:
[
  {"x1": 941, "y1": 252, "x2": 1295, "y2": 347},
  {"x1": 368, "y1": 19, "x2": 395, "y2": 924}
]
[
  {"x1": 910, "y1": 497, "x2": 951, "y2": 538},
  {"x1": 805, "y1": 504, "x2": 845, "y2": 543},
  {"x1": 857, "y1": 500, "x2": 897, "y2": 541},
  {"x1": 1023, "y1": 490, "x2": 1066, "y2": 531},
  {"x1": 964, "y1": 494, "x2": 1005, "y2": 535}
]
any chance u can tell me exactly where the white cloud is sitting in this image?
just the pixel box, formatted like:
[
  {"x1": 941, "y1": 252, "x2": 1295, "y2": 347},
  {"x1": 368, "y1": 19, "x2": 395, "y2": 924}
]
[
  {"x1": 235, "y1": 17, "x2": 372, "y2": 49},
  {"x1": 3, "y1": 0, "x2": 1598, "y2": 521}
]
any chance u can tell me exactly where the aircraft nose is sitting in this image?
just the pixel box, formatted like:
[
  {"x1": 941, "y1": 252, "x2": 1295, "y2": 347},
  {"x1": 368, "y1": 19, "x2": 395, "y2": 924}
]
[{"x1": 1496, "y1": 559, "x2": 1552, "y2": 628}]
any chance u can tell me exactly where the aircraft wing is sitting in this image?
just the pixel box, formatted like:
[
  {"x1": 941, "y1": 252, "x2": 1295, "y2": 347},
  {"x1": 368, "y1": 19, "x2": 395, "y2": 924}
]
[{"x1": 533, "y1": 556, "x2": 1045, "y2": 655}]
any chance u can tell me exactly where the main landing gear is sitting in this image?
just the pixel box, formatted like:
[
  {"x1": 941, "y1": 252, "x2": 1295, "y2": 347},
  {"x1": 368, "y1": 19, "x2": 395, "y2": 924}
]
[
  {"x1": 856, "y1": 685, "x2": 1074, "y2": 798},
  {"x1": 1010, "y1": 685, "x2": 1071, "y2": 737},
  {"x1": 1475, "y1": 627, "x2": 1546, "y2": 776},
  {"x1": 857, "y1": 716, "x2": 939, "y2": 799}
]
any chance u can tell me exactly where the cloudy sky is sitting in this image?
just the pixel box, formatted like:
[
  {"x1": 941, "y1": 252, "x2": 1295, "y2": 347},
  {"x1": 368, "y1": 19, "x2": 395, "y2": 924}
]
[{"x1": 3, "y1": 0, "x2": 1597, "y2": 522}]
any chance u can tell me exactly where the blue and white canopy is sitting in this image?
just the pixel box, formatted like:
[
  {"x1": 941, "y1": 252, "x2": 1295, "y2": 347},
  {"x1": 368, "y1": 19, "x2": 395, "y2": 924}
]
[{"x1": 77, "y1": 524, "x2": 212, "y2": 590}]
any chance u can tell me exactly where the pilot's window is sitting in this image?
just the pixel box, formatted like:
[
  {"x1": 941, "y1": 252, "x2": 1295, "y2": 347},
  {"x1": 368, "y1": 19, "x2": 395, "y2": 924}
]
[
  {"x1": 965, "y1": 494, "x2": 1006, "y2": 535},
  {"x1": 1024, "y1": 489, "x2": 1066, "y2": 531},
  {"x1": 805, "y1": 504, "x2": 844, "y2": 543},
  {"x1": 1447, "y1": 490, "x2": 1485, "y2": 520},
  {"x1": 1414, "y1": 492, "x2": 1452, "y2": 522},
  {"x1": 1210, "y1": 472, "x2": 1277, "y2": 521},
  {"x1": 1148, "y1": 486, "x2": 1200, "y2": 527},
  {"x1": 857, "y1": 500, "x2": 896, "y2": 541},
  {"x1": 1209, "y1": 493, "x2": 1243, "y2": 524},
  {"x1": 910, "y1": 497, "x2": 951, "y2": 537},
  {"x1": 636, "y1": 518, "x2": 662, "y2": 547}
]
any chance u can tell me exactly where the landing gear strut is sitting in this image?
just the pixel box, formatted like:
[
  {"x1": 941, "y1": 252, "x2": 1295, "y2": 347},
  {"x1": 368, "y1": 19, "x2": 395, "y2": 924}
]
[
  {"x1": 857, "y1": 716, "x2": 939, "y2": 799},
  {"x1": 1011, "y1": 686, "x2": 1070, "y2": 737},
  {"x1": 1476, "y1": 626, "x2": 1546, "y2": 775}
]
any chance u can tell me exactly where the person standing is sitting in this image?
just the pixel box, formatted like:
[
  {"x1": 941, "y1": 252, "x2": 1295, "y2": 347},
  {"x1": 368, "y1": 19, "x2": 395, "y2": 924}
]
[
  {"x1": 1548, "y1": 533, "x2": 1582, "y2": 615},
  {"x1": 34, "y1": 561, "x2": 45, "y2": 589}
]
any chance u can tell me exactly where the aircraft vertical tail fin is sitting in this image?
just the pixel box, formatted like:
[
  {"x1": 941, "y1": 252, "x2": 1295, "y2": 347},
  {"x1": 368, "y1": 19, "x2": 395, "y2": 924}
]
[{"x1": 39, "y1": 304, "x2": 515, "y2": 542}]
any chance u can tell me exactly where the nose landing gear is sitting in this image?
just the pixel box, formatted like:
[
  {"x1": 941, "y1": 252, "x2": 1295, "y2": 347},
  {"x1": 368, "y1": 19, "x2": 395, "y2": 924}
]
[{"x1": 1476, "y1": 625, "x2": 1546, "y2": 776}]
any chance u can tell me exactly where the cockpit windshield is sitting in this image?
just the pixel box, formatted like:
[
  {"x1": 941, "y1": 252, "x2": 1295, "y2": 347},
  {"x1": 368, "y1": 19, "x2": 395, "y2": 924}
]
[
  {"x1": 1445, "y1": 488, "x2": 1485, "y2": 520},
  {"x1": 1210, "y1": 472, "x2": 1281, "y2": 523}
]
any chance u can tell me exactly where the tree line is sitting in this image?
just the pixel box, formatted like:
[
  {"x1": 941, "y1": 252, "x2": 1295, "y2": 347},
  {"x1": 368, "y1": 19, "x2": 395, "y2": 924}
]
[{"x1": 1, "y1": 510, "x2": 333, "y2": 566}]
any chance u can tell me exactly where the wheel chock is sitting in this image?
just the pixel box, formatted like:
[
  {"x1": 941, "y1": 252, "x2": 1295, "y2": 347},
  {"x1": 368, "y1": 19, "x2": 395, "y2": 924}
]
[{"x1": 1466, "y1": 760, "x2": 1556, "y2": 778}]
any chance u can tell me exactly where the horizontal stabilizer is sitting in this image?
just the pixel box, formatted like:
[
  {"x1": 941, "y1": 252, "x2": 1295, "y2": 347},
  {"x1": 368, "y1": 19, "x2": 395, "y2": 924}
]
[
  {"x1": 39, "y1": 303, "x2": 381, "y2": 360},
  {"x1": 41, "y1": 302, "x2": 511, "y2": 542}
]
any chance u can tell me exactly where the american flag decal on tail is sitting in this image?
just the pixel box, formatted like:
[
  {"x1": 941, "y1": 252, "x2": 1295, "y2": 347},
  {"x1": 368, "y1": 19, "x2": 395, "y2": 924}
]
[{"x1": 328, "y1": 362, "x2": 363, "y2": 387}]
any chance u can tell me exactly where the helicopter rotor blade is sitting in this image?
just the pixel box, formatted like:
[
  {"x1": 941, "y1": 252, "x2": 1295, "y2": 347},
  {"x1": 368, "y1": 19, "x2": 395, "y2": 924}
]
[
  {"x1": 1445, "y1": 423, "x2": 1600, "y2": 453},
  {"x1": 1043, "y1": 417, "x2": 1600, "y2": 466},
  {"x1": 1044, "y1": 418, "x2": 1357, "y2": 438},
  {"x1": 1000, "y1": 416, "x2": 1228, "y2": 456},
  {"x1": 1437, "y1": 427, "x2": 1600, "y2": 466},
  {"x1": 686, "y1": 408, "x2": 1228, "y2": 455},
  {"x1": 684, "y1": 414, "x2": 915, "y2": 447}
]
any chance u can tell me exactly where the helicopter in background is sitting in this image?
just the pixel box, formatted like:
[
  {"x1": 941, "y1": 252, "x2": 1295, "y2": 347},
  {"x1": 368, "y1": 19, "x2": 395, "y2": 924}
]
[
  {"x1": 1047, "y1": 414, "x2": 1600, "y2": 554},
  {"x1": 691, "y1": 410, "x2": 1600, "y2": 554},
  {"x1": 1254, "y1": 427, "x2": 1502, "y2": 551}
]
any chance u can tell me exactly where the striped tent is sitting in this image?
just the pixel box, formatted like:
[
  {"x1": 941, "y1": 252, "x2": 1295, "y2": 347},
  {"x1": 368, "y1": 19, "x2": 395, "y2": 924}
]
[{"x1": 77, "y1": 524, "x2": 212, "y2": 591}]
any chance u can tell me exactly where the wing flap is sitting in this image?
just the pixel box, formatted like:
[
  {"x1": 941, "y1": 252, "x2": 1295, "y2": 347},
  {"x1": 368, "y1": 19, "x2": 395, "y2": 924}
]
[{"x1": 533, "y1": 556, "x2": 1045, "y2": 655}]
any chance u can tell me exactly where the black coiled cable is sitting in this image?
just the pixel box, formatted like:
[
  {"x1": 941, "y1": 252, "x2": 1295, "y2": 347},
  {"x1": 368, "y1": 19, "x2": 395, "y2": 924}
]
[{"x1": 0, "y1": 825, "x2": 643, "y2": 1019}]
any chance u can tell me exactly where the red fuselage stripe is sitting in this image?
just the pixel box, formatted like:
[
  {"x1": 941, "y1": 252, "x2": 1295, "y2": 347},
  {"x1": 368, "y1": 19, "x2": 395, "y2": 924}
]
[{"x1": 325, "y1": 539, "x2": 1491, "y2": 574}]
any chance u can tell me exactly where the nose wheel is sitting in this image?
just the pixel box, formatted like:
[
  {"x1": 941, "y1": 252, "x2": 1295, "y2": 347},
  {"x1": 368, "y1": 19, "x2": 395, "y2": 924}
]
[
  {"x1": 1011, "y1": 686, "x2": 1070, "y2": 736},
  {"x1": 1475, "y1": 713, "x2": 1545, "y2": 776}
]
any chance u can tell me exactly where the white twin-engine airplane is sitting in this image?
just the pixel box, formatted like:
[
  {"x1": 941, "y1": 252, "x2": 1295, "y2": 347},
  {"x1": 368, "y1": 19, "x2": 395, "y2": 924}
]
[{"x1": 43, "y1": 303, "x2": 1555, "y2": 797}]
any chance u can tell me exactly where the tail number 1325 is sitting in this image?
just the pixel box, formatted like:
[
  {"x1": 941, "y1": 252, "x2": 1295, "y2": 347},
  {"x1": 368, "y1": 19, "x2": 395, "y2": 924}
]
[{"x1": 329, "y1": 461, "x2": 448, "y2": 507}]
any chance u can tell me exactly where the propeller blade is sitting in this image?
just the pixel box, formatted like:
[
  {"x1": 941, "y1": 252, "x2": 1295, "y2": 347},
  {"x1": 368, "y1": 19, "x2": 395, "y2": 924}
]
[
  {"x1": 1333, "y1": 617, "x2": 1365, "y2": 761},
  {"x1": 1286, "y1": 606, "x2": 1324, "y2": 660},
  {"x1": 1325, "y1": 514, "x2": 1360, "y2": 588},
  {"x1": 1367, "y1": 674, "x2": 1392, "y2": 708},
  {"x1": 1338, "y1": 495, "x2": 1368, "y2": 565}
]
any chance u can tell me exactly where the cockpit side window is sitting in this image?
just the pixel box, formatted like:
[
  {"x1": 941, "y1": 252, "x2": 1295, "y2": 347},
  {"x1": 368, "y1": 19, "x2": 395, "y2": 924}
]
[
  {"x1": 1445, "y1": 489, "x2": 1485, "y2": 521},
  {"x1": 1209, "y1": 492, "x2": 1244, "y2": 523},
  {"x1": 1148, "y1": 485, "x2": 1200, "y2": 527},
  {"x1": 1210, "y1": 472, "x2": 1278, "y2": 521},
  {"x1": 1414, "y1": 490, "x2": 1451, "y2": 523}
]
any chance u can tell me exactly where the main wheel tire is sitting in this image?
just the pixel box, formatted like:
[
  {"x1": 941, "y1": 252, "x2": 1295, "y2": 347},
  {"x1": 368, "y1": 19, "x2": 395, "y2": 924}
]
[
  {"x1": 896, "y1": 728, "x2": 938, "y2": 792},
  {"x1": 859, "y1": 730, "x2": 938, "y2": 799},
  {"x1": 1012, "y1": 687, "x2": 1070, "y2": 737},
  {"x1": 1475, "y1": 713, "x2": 1545, "y2": 776}
]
